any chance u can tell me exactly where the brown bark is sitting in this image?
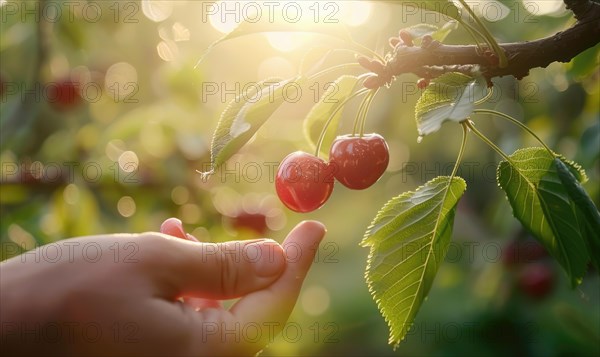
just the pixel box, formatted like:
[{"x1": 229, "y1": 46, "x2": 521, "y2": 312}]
[{"x1": 379, "y1": 0, "x2": 600, "y2": 82}]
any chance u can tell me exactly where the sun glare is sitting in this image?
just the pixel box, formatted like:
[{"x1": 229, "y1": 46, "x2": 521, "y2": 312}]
[
  {"x1": 522, "y1": 0, "x2": 567, "y2": 17},
  {"x1": 206, "y1": 1, "x2": 374, "y2": 52}
]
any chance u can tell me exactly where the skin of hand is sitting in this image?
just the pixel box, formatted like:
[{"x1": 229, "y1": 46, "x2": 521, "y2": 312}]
[{"x1": 0, "y1": 220, "x2": 326, "y2": 357}]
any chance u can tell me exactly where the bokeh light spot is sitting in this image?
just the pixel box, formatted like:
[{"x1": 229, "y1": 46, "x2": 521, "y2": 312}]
[
  {"x1": 522, "y1": 0, "x2": 566, "y2": 17},
  {"x1": 340, "y1": 1, "x2": 372, "y2": 27},
  {"x1": 171, "y1": 186, "x2": 190, "y2": 205},
  {"x1": 301, "y1": 285, "x2": 331, "y2": 316},
  {"x1": 63, "y1": 184, "x2": 80, "y2": 205},
  {"x1": 105, "y1": 62, "x2": 138, "y2": 100},
  {"x1": 172, "y1": 22, "x2": 190, "y2": 42},
  {"x1": 117, "y1": 196, "x2": 136, "y2": 217},
  {"x1": 118, "y1": 151, "x2": 139, "y2": 173},
  {"x1": 142, "y1": 0, "x2": 173, "y2": 22},
  {"x1": 179, "y1": 203, "x2": 202, "y2": 224},
  {"x1": 157, "y1": 40, "x2": 179, "y2": 62},
  {"x1": 8, "y1": 224, "x2": 36, "y2": 251}
]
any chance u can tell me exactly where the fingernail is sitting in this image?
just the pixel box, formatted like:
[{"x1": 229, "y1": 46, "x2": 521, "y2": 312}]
[
  {"x1": 302, "y1": 220, "x2": 327, "y2": 235},
  {"x1": 160, "y1": 218, "x2": 186, "y2": 239},
  {"x1": 247, "y1": 239, "x2": 286, "y2": 277}
]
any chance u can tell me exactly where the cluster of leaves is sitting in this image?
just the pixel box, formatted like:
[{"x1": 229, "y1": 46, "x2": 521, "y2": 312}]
[{"x1": 198, "y1": 0, "x2": 599, "y2": 348}]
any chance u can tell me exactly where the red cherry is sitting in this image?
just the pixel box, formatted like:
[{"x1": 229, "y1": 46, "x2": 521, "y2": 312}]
[
  {"x1": 231, "y1": 212, "x2": 268, "y2": 235},
  {"x1": 47, "y1": 80, "x2": 81, "y2": 110},
  {"x1": 502, "y1": 238, "x2": 548, "y2": 267},
  {"x1": 329, "y1": 134, "x2": 390, "y2": 190},
  {"x1": 275, "y1": 151, "x2": 335, "y2": 213},
  {"x1": 518, "y1": 263, "x2": 555, "y2": 300}
]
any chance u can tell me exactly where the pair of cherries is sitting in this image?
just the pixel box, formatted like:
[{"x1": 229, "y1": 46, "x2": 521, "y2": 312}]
[{"x1": 275, "y1": 134, "x2": 390, "y2": 213}]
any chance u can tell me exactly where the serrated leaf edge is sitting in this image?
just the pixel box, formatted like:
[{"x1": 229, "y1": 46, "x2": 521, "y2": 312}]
[{"x1": 362, "y1": 176, "x2": 466, "y2": 347}]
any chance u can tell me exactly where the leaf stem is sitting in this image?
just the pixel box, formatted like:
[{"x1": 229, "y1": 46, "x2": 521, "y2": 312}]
[
  {"x1": 457, "y1": 0, "x2": 507, "y2": 68},
  {"x1": 458, "y1": 19, "x2": 486, "y2": 52},
  {"x1": 451, "y1": 123, "x2": 469, "y2": 180},
  {"x1": 472, "y1": 109, "x2": 554, "y2": 155},
  {"x1": 464, "y1": 120, "x2": 513, "y2": 164},
  {"x1": 307, "y1": 63, "x2": 361, "y2": 81},
  {"x1": 315, "y1": 88, "x2": 369, "y2": 156},
  {"x1": 474, "y1": 86, "x2": 494, "y2": 105}
]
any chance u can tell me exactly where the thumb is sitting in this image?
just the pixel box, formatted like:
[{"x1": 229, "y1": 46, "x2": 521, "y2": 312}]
[
  {"x1": 150, "y1": 236, "x2": 287, "y2": 300},
  {"x1": 230, "y1": 220, "x2": 326, "y2": 323},
  {"x1": 184, "y1": 221, "x2": 326, "y2": 356}
]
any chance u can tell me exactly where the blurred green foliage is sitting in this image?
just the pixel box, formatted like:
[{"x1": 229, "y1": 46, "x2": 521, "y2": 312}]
[{"x1": 1, "y1": 1, "x2": 598, "y2": 356}]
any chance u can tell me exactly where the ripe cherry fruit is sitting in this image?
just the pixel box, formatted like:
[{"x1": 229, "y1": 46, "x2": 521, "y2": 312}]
[
  {"x1": 518, "y1": 263, "x2": 555, "y2": 300},
  {"x1": 329, "y1": 133, "x2": 390, "y2": 190},
  {"x1": 48, "y1": 80, "x2": 81, "y2": 110},
  {"x1": 231, "y1": 212, "x2": 269, "y2": 235},
  {"x1": 502, "y1": 238, "x2": 548, "y2": 268},
  {"x1": 275, "y1": 151, "x2": 335, "y2": 213}
]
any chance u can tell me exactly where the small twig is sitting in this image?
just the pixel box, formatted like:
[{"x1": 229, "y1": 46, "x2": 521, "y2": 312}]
[{"x1": 358, "y1": 0, "x2": 600, "y2": 88}]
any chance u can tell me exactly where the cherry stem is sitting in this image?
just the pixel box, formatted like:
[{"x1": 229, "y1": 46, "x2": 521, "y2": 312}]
[
  {"x1": 451, "y1": 122, "x2": 470, "y2": 180},
  {"x1": 457, "y1": 0, "x2": 507, "y2": 68},
  {"x1": 472, "y1": 109, "x2": 554, "y2": 156},
  {"x1": 465, "y1": 120, "x2": 514, "y2": 164},
  {"x1": 459, "y1": 20, "x2": 487, "y2": 52},
  {"x1": 359, "y1": 90, "x2": 378, "y2": 137},
  {"x1": 352, "y1": 90, "x2": 372, "y2": 136},
  {"x1": 352, "y1": 40, "x2": 385, "y2": 62},
  {"x1": 315, "y1": 88, "x2": 370, "y2": 157},
  {"x1": 307, "y1": 63, "x2": 361, "y2": 81}
]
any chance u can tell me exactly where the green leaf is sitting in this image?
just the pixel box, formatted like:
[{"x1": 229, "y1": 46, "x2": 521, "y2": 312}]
[
  {"x1": 379, "y1": 0, "x2": 460, "y2": 20},
  {"x1": 203, "y1": 77, "x2": 301, "y2": 176},
  {"x1": 569, "y1": 45, "x2": 600, "y2": 79},
  {"x1": 403, "y1": 21, "x2": 457, "y2": 45},
  {"x1": 471, "y1": 0, "x2": 510, "y2": 22},
  {"x1": 404, "y1": 24, "x2": 440, "y2": 40},
  {"x1": 497, "y1": 148, "x2": 592, "y2": 286},
  {"x1": 415, "y1": 72, "x2": 486, "y2": 137},
  {"x1": 432, "y1": 20, "x2": 458, "y2": 42},
  {"x1": 361, "y1": 176, "x2": 467, "y2": 347},
  {"x1": 303, "y1": 75, "x2": 359, "y2": 158},
  {"x1": 554, "y1": 158, "x2": 600, "y2": 270},
  {"x1": 197, "y1": 18, "x2": 353, "y2": 65}
]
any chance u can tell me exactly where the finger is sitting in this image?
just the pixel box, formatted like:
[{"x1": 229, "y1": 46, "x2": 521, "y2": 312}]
[
  {"x1": 149, "y1": 236, "x2": 286, "y2": 300},
  {"x1": 230, "y1": 220, "x2": 325, "y2": 321},
  {"x1": 160, "y1": 218, "x2": 222, "y2": 307},
  {"x1": 185, "y1": 297, "x2": 222, "y2": 311},
  {"x1": 187, "y1": 221, "x2": 325, "y2": 354},
  {"x1": 160, "y1": 218, "x2": 198, "y2": 242},
  {"x1": 160, "y1": 221, "x2": 325, "y2": 356}
]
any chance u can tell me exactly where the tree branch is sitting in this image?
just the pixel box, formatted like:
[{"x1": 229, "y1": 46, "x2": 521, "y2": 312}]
[{"x1": 370, "y1": 0, "x2": 600, "y2": 85}]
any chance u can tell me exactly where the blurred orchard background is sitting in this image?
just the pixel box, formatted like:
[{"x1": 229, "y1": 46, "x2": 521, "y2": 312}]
[{"x1": 1, "y1": 1, "x2": 599, "y2": 356}]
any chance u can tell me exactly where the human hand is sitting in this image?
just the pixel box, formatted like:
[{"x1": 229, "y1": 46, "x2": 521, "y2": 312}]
[{"x1": 0, "y1": 220, "x2": 326, "y2": 356}]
